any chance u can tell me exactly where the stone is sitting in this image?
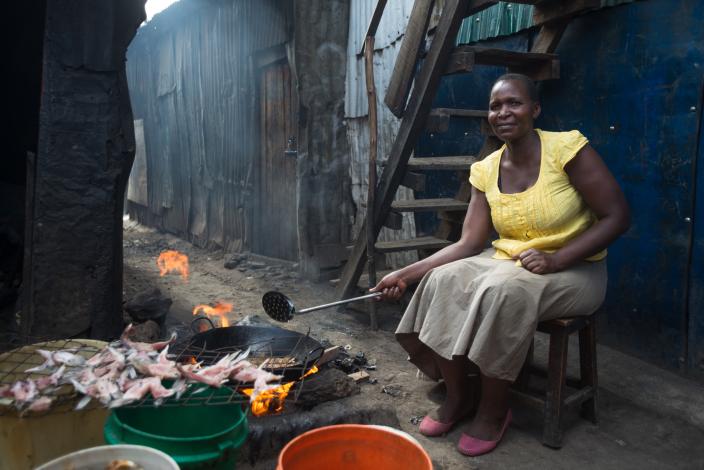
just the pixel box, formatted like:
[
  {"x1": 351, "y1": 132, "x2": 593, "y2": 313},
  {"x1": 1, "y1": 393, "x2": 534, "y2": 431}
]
[
  {"x1": 294, "y1": 368, "x2": 360, "y2": 409},
  {"x1": 224, "y1": 253, "x2": 247, "y2": 269},
  {"x1": 129, "y1": 320, "x2": 160, "y2": 342},
  {"x1": 124, "y1": 288, "x2": 172, "y2": 324}
]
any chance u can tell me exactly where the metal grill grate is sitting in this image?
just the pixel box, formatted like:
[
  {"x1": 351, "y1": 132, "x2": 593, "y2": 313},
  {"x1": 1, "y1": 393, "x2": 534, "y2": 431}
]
[{"x1": 0, "y1": 329, "x2": 324, "y2": 417}]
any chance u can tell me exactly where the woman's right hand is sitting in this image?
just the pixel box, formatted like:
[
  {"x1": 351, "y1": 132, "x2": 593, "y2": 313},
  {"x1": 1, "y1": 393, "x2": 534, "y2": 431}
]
[{"x1": 371, "y1": 270, "x2": 408, "y2": 301}]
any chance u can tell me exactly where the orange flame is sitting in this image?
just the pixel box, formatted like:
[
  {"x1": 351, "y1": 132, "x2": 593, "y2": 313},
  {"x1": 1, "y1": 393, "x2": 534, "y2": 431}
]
[
  {"x1": 157, "y1": 250, "x2": 190, "y2": 280},
  {"x1": 192, "y1": 302, "x2": 233, "y2": 328},
  {"x1": 242, "y1": 365, "x2": 319, "y2": 416}
]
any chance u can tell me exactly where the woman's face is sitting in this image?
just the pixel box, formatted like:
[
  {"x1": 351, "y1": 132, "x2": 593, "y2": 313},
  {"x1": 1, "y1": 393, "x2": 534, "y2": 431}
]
[{"x1": 488, "y1": 79, "x2": 541, "y2": 142}]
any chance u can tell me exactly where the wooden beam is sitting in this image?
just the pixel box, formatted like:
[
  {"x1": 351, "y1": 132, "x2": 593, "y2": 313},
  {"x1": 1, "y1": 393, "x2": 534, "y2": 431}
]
[
  {"x1": 391, "y1": 198, "x2": 468, "y2": 212},
  {"x1": 530, "y1": 20, "x2": 570, "y2": 54},
  {"x1": 359, "y1": 0, "x2": 389, "y2": 55},
  {"x1": 433, "y1": 108, "x2": 488, "y2": 118},
  {"x1": 446, "y1": 46, "x2": 560, "y2": 80},
  {"x1": 407, "y1": 156, "x2": 476, "y2": 171},
  {"x1": 337, "y1": 0, "x2": 472, "y2": 299},
  {"x1": 384, "y1": 0, "x2": 435, "y2": 117},
  {"x1": 375, "y1": 236, "x2": 452, "y2": 253},
  {"x1": 425, "y1": 112, "x2": 450, "y2": 133},
  {"x1": 383, "y1": 210, "x2": 404, "y2": 230},
  {"x1": 364, "y1": 35, "x2": 379, "y2": 330},
  {"x1": 532, "y1": 0, "x2": 600, "y2": 27},
  {"x1": 427, "y1": 108, "x2": 488, "y2": 133}
]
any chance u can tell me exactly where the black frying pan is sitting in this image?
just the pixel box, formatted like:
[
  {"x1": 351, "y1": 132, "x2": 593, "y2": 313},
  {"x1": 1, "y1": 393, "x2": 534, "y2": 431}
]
[{"x1": 183, "y1": 324, "x2": 324, "y2": 381}]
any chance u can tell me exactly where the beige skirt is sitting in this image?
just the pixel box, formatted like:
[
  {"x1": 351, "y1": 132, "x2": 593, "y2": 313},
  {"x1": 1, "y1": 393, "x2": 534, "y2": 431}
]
[{"x1": 395, "y1": 249, "x2": 607, "y2": 381}]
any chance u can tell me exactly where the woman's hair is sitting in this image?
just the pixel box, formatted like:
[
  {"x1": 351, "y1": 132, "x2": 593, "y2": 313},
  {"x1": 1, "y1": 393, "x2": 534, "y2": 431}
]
[{"x1": 493, "y1": 73, "x2": 539, "y2": 103}]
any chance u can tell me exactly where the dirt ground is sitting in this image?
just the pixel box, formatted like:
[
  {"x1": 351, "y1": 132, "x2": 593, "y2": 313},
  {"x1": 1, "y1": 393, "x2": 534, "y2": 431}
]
[{"x1": 123, "y1": 220, "x2": 704, "y2": 470}]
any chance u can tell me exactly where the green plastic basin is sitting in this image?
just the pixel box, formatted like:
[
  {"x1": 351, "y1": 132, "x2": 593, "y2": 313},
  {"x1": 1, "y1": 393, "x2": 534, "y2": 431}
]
[{"x1": 104, "y1": 387, "x2": 248, "y2": 470}]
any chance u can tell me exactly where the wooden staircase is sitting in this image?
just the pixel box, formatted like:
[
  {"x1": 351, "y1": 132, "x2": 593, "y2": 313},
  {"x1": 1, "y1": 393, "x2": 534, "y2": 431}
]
[{"x1": 337, "y1": 0, "x2": 601, "y2": 306}]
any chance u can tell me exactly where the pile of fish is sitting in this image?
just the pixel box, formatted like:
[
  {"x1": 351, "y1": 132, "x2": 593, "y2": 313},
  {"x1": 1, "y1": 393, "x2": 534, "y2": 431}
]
[{"x1": 0, "y1": 324, "x2": 282, "y2": 413}]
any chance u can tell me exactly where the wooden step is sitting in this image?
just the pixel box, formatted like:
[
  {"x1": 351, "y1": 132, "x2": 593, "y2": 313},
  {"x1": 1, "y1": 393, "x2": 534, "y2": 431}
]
[
  {"x1": 431, "y1": 108, "x2": 487, "y2": 119},
  {"x1": 407, "y1": 156, "x2": 476, "y2": 171},
  {"x1": 391, "y1": 198, "x2": 468, "y2": 212},
  {"x1": 446, "y1": 46, "x2": 559, "y2": 80},
  {"x1": 426, "y1": 108, "x2": 491, "y2": 134},
  {"x1": 375, "y1": 236, "x2": 452, "y2": 253}
]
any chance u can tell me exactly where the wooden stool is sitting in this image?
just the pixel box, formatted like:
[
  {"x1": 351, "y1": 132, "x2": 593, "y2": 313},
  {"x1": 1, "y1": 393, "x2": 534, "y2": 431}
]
[{"x1": 512, "y1": 315, "x2": 598, "y2": 448}]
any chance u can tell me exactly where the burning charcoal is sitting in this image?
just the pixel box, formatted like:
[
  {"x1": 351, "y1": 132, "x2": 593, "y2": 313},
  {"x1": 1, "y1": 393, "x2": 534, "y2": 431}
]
[
  {"x1": 124, "y1": 288, "x2": 172, "y2": 324},
  {"x1": 333, "y1": 357, "x2": 357, "y2": 374},
  {"x1": 129, "y1": 320, "x2": 161, "y2": 343},
  {"x1": 353, "y1": 352, "x2": 367, "y2": 366},
  {"x1": 381, "y1": 384, "x2": 404, "y2": 398}
]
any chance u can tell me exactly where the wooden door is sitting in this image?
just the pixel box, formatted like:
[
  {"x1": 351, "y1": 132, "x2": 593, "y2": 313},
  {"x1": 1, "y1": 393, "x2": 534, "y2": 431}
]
[{"x1": 255, "y1": 60, "x2": 298, "y2": 260}]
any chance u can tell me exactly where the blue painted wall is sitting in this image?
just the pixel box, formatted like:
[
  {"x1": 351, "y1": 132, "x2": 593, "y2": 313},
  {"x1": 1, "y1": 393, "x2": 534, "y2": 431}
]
[{"x1": 417, "y1": 0, "x2": 704, "y2": 378}]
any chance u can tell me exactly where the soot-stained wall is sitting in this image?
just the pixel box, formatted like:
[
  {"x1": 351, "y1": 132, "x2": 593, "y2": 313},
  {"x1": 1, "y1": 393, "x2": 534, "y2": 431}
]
[
  {"x1": 21, "y1": 0, "x2": 145, "y2": 340},
  {"x1": 293, "y1": 0, "x2": 352, "y2": 278},
  {"x1": 0, "y1": 2, "x2": 46, "y2": 334}
]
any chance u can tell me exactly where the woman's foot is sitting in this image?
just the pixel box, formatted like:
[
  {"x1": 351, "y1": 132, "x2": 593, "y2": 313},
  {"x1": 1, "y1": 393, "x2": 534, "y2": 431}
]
[
  {"x1": 419, "y1": 397, "x2": 475, "y2": 437},
  {"x1": 457, "y1": 409, "x2": 512, "y2": 456},
  {"x1": 429, "y1": 397, "x2": 475, "y2": 425},
  {"x1": 461, "y1": 407, "x2": 510, "y2": 441}
]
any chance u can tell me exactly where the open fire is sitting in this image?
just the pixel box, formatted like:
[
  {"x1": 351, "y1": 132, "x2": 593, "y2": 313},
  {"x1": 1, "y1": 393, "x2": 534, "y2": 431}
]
[
  {"x1": 192, "y1": 302, "x2": 233, "y2": 328},
  {"x1": 152, "y1": 250, "x2": 323, "y2": 418},
  {"x1": 156, "y1": 250, "x2": 190, "y2": 280},
  {"x1": 242, "y1": 365, "x2": 319, "y2": 416}
]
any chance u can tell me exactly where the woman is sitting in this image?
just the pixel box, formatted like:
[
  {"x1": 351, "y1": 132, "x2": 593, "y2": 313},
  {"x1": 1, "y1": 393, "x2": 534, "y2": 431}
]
[{"x1": 372, "y1": 73, "x2": 630, "y2": 456}]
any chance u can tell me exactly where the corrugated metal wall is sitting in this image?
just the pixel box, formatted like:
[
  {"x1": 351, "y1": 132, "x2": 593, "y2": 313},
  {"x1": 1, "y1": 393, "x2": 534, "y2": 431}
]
[
  {"x1": 345, "y1": 0, "x2": 418, "y2": 268},
  {"x1": 343, "y1": 0, "x2": 641, "y2": 269},
  {"x1": 126, "y1": 0, "x2": 288, "y2": 252},
  {"x1": 457, "y1": 0, "x2": 639, "y2": 44},
  {"x1": 423, "y1": 0, "x2": 704, "y2": 378}
]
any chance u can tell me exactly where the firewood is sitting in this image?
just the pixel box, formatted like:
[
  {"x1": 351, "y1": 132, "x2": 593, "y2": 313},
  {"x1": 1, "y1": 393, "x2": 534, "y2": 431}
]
[{"x1": 348, "y1": 370, "x2": 370, "y2": 383}]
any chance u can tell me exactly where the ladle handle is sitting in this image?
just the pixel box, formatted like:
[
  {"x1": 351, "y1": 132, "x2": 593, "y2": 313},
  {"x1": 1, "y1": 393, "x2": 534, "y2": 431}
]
[{"x1": 298, "y1": 292, "x2": 383, "y2": 314}]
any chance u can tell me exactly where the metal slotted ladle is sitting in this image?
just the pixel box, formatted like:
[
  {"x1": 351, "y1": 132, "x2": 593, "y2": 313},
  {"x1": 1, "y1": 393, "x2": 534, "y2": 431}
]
[{"x1": 262, "y1": 291, "x2": 383, "y2": 322}]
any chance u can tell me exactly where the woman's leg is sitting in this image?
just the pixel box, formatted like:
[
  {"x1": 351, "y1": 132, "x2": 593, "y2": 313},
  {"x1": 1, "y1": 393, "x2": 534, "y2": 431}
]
[
  {"x1": 462, "y1": 374, "x2": 510, "y2": 440},
  {"x1": 398, "y1": 333, "x2": 478, "y2": 423},
  {"x1": 396, "y1": 332, "x2": 442, "y2": 380},
  {"x1": 432, "y1": 354, "x2": 478, "y2": 423}
]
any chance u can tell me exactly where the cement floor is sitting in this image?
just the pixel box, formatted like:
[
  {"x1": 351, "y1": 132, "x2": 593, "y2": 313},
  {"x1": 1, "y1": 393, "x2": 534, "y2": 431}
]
[{"x1": 123, "y1": 221, "x2": 704, "y2": 470}]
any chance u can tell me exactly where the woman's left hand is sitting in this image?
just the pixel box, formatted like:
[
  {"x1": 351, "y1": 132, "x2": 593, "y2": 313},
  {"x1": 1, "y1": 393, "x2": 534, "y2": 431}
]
[{"x1": 515, "y1": 249, "x2": 561, "y2": 274}]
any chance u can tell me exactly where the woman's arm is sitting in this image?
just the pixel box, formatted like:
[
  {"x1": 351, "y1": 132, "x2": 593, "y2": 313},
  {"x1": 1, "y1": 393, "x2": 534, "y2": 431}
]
[
  {"x1": 517, "y1": 144, "x2": 631, "y2": 274},
  {"x1": 372, "y1": 186, "x2": 492, "y2": 300}
]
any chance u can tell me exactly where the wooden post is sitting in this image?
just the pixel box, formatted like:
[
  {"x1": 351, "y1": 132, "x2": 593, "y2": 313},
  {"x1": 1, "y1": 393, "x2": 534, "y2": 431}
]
[
  {"x1": 337, "y1": 0, "x2": 472, "y2": 300},
  {"x1": 364, "y1": 35, "x2": 379, "y2": 331},
  {"x1": 383, "y1": 0, "x2": 435, "y2": 117}
]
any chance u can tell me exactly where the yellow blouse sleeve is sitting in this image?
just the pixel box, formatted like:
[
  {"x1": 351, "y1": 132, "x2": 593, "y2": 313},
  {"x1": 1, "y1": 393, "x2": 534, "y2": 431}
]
[
  {"x1": 469, "y1": 161, "x2": 487, "y2": 192},
  {"x1": 557, "y1": 130, "x2": 590, "y2": 169}
]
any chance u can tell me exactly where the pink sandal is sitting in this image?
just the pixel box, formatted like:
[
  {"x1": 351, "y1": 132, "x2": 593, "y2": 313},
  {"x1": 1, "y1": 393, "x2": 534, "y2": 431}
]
[
  {"x1": 457, "y1": 409, "x2": 512, "y2": 456},
  {"x1": 419, "y1": 414, "x2": 456, "y2": 437}
]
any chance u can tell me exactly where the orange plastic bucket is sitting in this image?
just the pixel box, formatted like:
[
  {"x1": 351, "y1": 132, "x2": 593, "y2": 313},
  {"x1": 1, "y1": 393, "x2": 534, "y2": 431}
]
[{"x1": 277, "y1": 424, "x2": 433, "y2": 470}]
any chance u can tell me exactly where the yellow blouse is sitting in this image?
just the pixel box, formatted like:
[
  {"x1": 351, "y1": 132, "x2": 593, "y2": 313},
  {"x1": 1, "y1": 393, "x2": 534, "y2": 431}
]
[{"x1": 469, "y1": 129, "x2": 606, "y2": 261}]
